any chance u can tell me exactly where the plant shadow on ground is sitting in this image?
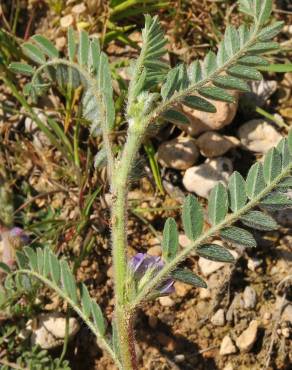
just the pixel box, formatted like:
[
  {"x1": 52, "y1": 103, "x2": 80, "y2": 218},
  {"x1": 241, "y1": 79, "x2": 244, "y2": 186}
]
[{"x1": 135, "y1": 310, "x2": 218, "y2": 370}]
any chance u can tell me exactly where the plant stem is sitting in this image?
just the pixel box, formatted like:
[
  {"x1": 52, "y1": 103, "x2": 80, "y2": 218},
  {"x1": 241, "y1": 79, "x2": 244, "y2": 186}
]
[
  {"x1": 111, "y1": 122, "x2": 145, "y2": 370},
  {"x1": 110, "y1": 0, "x2": 158, "y2": 18}
]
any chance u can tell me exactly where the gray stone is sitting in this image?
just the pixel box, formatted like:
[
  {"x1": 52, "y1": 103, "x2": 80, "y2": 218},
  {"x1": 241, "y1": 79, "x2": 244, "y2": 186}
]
[
  {"x1": 236, "y1": 320, "x2": 258, "y2": 353},
  {"x1": 281, "y1": 328, "x2": 290, "y2": 338},
  {"x1": 31, "y1": 313, "x2": 80, "y2": 349},
  {"x1": 247, "y1": 257, "x2": 263, "y2": 272},
  {"x1": 238, "y1": 119, "x2": 282, "y2": 153},
  {"x1": 196, "y1": 131, "x2": 239, "y2": 158},
  {"x1": 174, "y1": 354, "x2": 185, "y2": 363},
  {"x1": 244, "y1": 80, "x2": 278, "y2": 107},
  {"x1": 282, "y1": 304, "x2": 292, "y2": 323},
  {"x1": 198, "y1": 258, "x2": 225, "y2": 277},
  {"x1": 157, "y1": 136, "x2": 199, "y2": 170},
  {"x1": 183, "y1": 157, "x2": 233, "y2": 199},
  {"x1": 159, "y1": 296, "x2": 175, "y2": 307},
  {"x1": 220, "y1": 335, "x2": 237, "y2": 355},
  {"x1": 243, "y1": 286, "x2": 257, "y2": 309},
  {"x1": 25, "y1": 110, "x2": 51, "y2": 149},
  {"x1": 60, "y1": 14, "x2": 74, "y2": 28},
  {"x1": 275, "y1": 209, "x2": 292, "y2": 228},
  {"x1": 223, "y1": 363, "x2": 234, "y2": 370},
  {"x1": 179, "y1": 92, "x2": 238, "y2": 137},
  {"x1": 198, "y1": 241, "x2": 238, "y2": 277},
  {"x1": 211, "y1": 309, "x2": 225, "y2": 326}
]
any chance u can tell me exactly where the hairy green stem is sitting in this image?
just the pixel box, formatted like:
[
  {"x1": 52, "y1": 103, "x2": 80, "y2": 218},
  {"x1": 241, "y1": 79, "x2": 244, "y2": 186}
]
[{"x1": 111, "y1": 122, "x2": 145, "y2": 370}]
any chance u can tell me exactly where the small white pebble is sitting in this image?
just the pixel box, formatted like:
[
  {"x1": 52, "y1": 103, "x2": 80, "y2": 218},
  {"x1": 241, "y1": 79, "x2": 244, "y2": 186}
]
[
  {"x1": 60, "y1": 14, "x2": 74, "y2": 28},
  {"x1": 263, "y1": 312, "x2": 272, "y2": 325},
  {"x1": 247, "y1": 257, "x2": 262, "y2": 271},
  {"x1": 211, "y1": 309, "x2": 225, "y2": 326},
  {"x1": 282, "y1": 328, "x2": 290, "y2": 338},
  {"x1": 220, "y1": 335, "x2": 237, "y2": 355},
  {"x1": 263, "y1": 312, "x2": 272, "y2": 320},
  {"x1": 72, "y1": 3, "x2": 86, "y2": 14},
  {"x1": 159, "y1": 296, "x2": 175, "y2": 307},
  {"x1": 174, "y1": 354, "x2": 185, "y2": 363},
  {"x1": 223, "y1": 363, "x2": 234, "y2": 370},
  {"x1": 199, "y1": 288, "x2": 211, "y2": 299}
]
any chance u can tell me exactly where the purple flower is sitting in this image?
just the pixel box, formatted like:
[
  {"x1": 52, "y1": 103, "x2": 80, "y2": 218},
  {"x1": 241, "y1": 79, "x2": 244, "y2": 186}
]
[
  {"x1": 10, "y1": 227, "x2": 30, "y2": 244},
  {"x1": 0, "y1": 227, "x2": 29, "y2": 267},
  {"x1": 129, "y1": 253, "x2": 174, "y2": 295}
]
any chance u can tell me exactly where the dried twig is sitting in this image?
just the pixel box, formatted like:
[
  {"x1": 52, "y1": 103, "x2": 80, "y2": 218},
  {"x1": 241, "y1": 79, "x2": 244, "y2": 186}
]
[{"x1": 264, "y1": 275, "x2": 292, "y2": 369}]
